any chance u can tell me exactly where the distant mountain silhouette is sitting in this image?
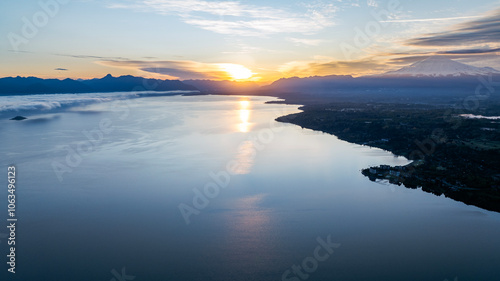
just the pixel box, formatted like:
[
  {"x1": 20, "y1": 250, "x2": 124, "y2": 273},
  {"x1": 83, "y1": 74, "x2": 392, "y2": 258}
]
[
  {"x1": 265, "y1": 57, "x2": 500, "y2": 95},
  {"x1": 380, "y1": 56, "x2": 500, "y2": 77},
  {"x1": 0, "y1": 74, "x2": 198, "y2": 95},
  {"x1": 262, "y1": 66, "x2": 500, "y2": 104},
  {"x1": 265, "y1": 70, "x2": 499, "y2": 94},
  {"x1": 183, "y1": 79, "x2": 260, "y2": 93},
  {"x1": 3, "y1": 57, "x2": 500, "y2": 98},
  {"x1": 266, "y1": 75, "x2": 354, "y2": 92}
]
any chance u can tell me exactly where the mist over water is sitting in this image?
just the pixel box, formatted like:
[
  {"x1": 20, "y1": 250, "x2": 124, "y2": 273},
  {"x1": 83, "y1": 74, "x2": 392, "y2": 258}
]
[
  {"x1": 1, "y1": 94, "x2": 499, "y2": 281},
  {"x1": 0, "y1": 91, "x2": 195, "y2": 114}
]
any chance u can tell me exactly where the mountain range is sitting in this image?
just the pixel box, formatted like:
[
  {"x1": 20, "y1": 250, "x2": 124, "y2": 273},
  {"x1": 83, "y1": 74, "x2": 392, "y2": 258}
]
[
  {"x1": 0, "y1": 74, "x2": 197, "y2": 95},
  {"x1": 1, "y1": 56, "x2": 499, "y2": 95},
  {"x1": 265, "y1": 57, "x2": 500, "y2": 94}
]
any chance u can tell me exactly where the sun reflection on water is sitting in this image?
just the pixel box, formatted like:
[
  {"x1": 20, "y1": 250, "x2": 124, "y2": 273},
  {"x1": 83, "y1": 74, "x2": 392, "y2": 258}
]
[
  {"x1": 232, "y1": 140, "x2": 256, "y2": 175},
  {"x1": 237, "y1": 99, "x2": 252, "y2": 132}
]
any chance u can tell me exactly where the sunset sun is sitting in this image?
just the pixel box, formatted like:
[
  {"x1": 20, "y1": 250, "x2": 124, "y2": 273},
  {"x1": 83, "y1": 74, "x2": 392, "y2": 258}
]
[{"x1": 218, "y1": 63, "x2": 253, "y2": 80}]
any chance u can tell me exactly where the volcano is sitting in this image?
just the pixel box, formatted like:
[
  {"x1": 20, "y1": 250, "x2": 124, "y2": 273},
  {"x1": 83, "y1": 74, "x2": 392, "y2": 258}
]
[{"x1": 382, "y1": 56, "x2": 500, "y2": 77}]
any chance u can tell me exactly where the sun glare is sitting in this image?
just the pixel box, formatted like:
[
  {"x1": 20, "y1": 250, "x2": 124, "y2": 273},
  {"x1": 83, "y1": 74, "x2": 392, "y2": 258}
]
[
  {"x1": 219, "y1": 64, "x2": 253, "y2": 80},
  {"x1": 238, "y1": 99, "x2": 251, "y2": 132}
]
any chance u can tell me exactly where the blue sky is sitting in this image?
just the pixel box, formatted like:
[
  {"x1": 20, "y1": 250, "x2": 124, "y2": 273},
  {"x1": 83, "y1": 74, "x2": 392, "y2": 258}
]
[{"x1": 1, "y1": 0, "x2": 499, "y2": 82}]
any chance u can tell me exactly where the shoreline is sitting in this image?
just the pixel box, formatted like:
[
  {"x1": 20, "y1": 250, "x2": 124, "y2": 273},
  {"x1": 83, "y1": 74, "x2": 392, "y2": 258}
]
[
  {"x1": 274, "y1": 101, "x2": 500, "y2": 213},
  {"x1": 4, "y1": 91, "x2": 500, "y2": 213}
]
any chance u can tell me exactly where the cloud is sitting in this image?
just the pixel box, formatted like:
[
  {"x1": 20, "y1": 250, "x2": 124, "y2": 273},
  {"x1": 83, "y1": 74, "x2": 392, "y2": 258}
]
[
  {"x1": 108, "y1": 0, "x2": 337, "y2": 36},
  {"x1": 381, "y1": 15, "x2": 481, "y2": 23},
  {"x1": 438, "y1": 47, "x2": 500, "y2": 54},
  {"x1": 109, "y1": 0, "x2": 245, "y2": 16},
  {"x1": 383, "y1": 55, "x2": 427, "y2": 64},
  {"x1": 406, "y1": 9, "x2": 500, "y2": 46},
  {"x1": 53, "y1": 53, "x2": 130, "y2": 60},
  {"x1": 380, "y1": 46, "x2": 500, "y2": 62},
  {"x1": 367, "y1": 0, "x2": 378, "y2": 8},
  {"x1": 287, "y1": 37, "x2": 327, "y2": 46},
  {"x1": 55, "y1": 68, "x2": 68, "y2": 71},
  {"x1": 278, "y1": 57, "x2": 388, "y2": 77},
  {"x1": 140, "y1": 67, "x2": 212, "y2": 79},
  {"x1": 97, "y1": 60, "x2": 252, "y2": 80}
]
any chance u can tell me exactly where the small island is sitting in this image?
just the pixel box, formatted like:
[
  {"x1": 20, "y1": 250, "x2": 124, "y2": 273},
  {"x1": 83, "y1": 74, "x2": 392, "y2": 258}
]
[{"x1": 10, "y1": 116, "x2": 27, "y2": 121}]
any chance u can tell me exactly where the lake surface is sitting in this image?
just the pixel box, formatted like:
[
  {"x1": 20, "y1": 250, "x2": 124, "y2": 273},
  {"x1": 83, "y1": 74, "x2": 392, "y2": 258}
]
[{"x1": 1, "y1": 94, "x2": 499, "y2": 281}]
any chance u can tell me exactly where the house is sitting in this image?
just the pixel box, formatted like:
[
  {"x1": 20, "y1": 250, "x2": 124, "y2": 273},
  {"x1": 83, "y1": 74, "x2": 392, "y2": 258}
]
[{"x1": 389, "y1": 170, "x2": 401, "y2": 177}]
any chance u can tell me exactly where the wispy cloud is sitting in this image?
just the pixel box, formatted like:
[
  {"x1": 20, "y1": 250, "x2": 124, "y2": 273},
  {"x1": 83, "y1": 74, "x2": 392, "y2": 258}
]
[
  {"x1": 406, "y1": 9, "x2": 500, "y2": 46},
  {"x1": 97, "y1": 60, "x2": 254, "y2": 80},
  {"x1": 53, "y1": 53, "x2": 130, "y2": 61},
  {"x1": 374, "y1": 45, "x2": 500, "y2": 70},
  {"x1": 278, "y1": 57, "x2": 388, "y2": 77},
  {"x1": 55, "y1": 68, "x2": 68, "y2": 71},
  {"x1": 287, "y1": 37, "x2": 327, "y2": 46},
  {"x1": 367, "y1": 0, "x2": 379, "y2": 8},
  {"x1": 108, "y1": 0, "x2": 337, "y2": 36},
  {"x1": 439, "y1": 47, "x2": 500, "y2": 54},
  {"x1": 383, "y1": 46, "x2": 500, "y2": 59},
  {"x1": 381, "y1": 15, "x2": 481, "y2": 23}
]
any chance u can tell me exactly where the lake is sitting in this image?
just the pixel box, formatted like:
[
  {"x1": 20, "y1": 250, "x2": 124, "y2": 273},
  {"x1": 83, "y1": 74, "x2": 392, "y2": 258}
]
[{"x1": 1, "y1": 94, "x2": 499, "y2": 281}]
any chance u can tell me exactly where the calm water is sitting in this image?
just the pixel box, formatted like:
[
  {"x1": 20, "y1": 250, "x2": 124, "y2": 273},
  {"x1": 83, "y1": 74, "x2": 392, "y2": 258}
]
[{"x1": 1, "y1": 94, "x2": 499, "y2": 281}]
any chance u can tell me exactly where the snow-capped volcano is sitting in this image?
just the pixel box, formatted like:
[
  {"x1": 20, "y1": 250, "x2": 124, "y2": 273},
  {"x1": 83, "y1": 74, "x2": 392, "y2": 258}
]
[{"x1": 382, "y1": 56, "x2": 500, "y2": 77}]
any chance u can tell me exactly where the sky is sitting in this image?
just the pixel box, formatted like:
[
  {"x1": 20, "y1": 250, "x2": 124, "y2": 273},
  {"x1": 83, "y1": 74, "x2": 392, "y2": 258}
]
[{"x1": 1, "y1": 0, "x2": 500, "y2": 83}]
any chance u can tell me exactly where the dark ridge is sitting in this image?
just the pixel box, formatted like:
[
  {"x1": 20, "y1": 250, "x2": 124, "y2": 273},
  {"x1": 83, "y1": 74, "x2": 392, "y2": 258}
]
[
  {"x1": 0, "y1": 74, "x2": 198, "y2": 95},
  {"x1": 10, "y1": 116, "x2": 27, "y2": 121}
]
